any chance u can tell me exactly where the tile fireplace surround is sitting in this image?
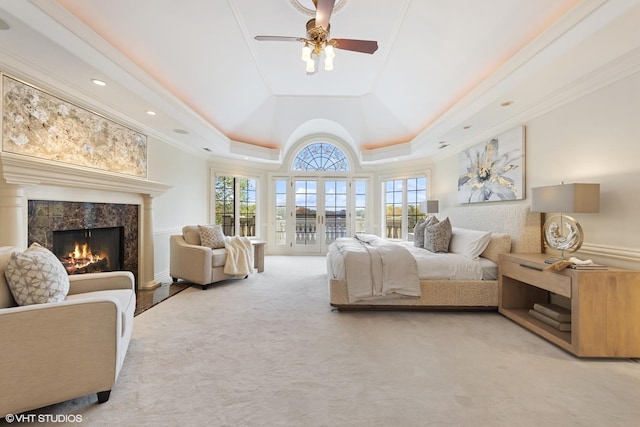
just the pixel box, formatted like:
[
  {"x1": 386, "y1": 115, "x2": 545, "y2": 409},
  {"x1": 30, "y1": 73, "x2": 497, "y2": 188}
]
[
  {"x1": 29, "y1": 200, "x2": 139, "y2": 283},
  {"x1": 0, "y1": 152, "x2": 171, "y2": 289}
]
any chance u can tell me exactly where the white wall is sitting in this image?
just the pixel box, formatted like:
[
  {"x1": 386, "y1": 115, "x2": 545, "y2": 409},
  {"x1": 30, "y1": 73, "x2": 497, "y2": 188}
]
[
  {"x1": 432, "y1": 71, "x2": 640, "y2": 269},
  {"x1": 147, "y1": 138, "x2": 209, "y2": 282}
]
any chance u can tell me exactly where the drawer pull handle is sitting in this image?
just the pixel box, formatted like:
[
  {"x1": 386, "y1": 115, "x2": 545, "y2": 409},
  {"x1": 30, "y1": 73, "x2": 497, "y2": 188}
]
[{"x1": 519, "y1": 263, "x2": 543, "y2": 272}]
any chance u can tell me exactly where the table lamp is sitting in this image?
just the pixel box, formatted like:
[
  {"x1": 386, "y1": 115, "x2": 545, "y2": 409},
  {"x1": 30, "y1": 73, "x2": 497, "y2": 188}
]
[
  {"x1": 531, "y1": 183, "x2": 600, "y2": 261},
  {"x1": 420, "y1": 200, "x2": 439, "y2": 218}
]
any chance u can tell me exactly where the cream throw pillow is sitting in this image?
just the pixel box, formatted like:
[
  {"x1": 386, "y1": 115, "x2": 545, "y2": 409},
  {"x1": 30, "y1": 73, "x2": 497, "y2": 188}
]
[
  {"x1": 4, "y1": 243, "x2": 70, "y2": 306},
  {"x1": 199, "y1": 224, "x2": 226, "y2": 249}
]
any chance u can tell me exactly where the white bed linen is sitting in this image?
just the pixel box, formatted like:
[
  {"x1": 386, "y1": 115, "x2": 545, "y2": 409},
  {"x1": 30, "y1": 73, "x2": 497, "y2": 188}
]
[
  {"x1": 327, "y1": 240, "x2": 493, "y2": 281},
  {"x1": 329, "y1": 236, "x2": 421, "y2": 302}
]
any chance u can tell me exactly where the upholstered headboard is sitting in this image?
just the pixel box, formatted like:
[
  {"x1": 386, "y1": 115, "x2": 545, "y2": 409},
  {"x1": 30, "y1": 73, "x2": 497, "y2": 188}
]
[{"x1": 440, "y1": 203, "x2": 542, "y2": 254}]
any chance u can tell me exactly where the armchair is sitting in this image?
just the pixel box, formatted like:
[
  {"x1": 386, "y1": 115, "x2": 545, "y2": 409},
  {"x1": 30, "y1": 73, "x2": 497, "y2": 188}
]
[
  {"x1": 170, "y1": 225, "x2": 234, "y2": 290},
  {"x1": 0, "y1": 246, "x2": 136, "y2": 417}
]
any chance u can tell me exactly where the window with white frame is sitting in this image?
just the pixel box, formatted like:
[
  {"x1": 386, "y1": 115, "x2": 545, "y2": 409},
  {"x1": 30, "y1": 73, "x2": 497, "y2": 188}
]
[
  {"x1": 383, "y1": 176, "x2": 428, "y2": 240},
  {"x1": 215, "y1": 175, "x2": 257, "y2": 237},
  {"x1": 292, "y1": 142, "x2": 350, "y2": 171}
]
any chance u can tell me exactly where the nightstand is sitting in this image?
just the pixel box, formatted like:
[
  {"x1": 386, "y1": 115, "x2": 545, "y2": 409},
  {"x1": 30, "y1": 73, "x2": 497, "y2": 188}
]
[{"x1": 498, "y1": 253, "x2": 640, "y2": 358}]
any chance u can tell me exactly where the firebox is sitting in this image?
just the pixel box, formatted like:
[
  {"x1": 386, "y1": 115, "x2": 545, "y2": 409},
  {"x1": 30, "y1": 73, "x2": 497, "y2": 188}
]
[{"x1": 52, "y1": 226, "x2": 124, "y2": 275}]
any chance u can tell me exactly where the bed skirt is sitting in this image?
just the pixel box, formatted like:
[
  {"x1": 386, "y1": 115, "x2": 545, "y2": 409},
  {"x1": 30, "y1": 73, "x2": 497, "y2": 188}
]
[{"x1": 328, "y1": 278, "x2": 498, "y2": 310}]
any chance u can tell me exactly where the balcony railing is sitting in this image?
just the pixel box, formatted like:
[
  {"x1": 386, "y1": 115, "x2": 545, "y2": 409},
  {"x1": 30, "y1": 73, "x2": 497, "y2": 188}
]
[{"x1": 274, "y1": 218, "x2": 368, "y2": 246}]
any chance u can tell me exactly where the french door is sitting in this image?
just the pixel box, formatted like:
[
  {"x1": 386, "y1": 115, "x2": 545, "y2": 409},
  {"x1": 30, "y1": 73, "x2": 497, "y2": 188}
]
[{"x1": 274, "y1": 177, "x2": 351, "y2": 254}]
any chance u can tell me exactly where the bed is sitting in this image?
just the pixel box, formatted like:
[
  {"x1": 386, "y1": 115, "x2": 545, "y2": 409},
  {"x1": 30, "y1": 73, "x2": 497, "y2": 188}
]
[{"x1": 327, "y1": 204, "x2": 542, "y2": 310}]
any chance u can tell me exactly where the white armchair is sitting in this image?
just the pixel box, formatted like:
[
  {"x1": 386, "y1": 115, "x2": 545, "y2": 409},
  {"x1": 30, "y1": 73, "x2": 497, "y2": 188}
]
[
  {"x1": 170, "y1": 225, "x2": 234, "y2": 290},
  {"x1": 0, "y1": 246, "x2": 135, "y2": 417}
]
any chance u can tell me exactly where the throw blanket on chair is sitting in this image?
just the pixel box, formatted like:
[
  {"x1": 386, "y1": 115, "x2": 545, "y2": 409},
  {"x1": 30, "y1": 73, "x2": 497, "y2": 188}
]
[
  {"x1": 224, "y1": 236, "x2": 254, "y2": 277},
  {"x1": 335, "y1": 234, "x2": 421, "y2": 303}
]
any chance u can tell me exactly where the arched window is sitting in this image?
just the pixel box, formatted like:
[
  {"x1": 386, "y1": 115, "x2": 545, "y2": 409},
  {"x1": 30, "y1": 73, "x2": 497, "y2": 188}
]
[{"x1": 292, "y1": 142, "x2": 350, "y2": 172}]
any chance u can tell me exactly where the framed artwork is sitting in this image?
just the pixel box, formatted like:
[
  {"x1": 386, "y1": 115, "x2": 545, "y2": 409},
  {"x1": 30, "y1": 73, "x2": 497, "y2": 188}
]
[
  {"x1": 2, "y1": 75, "x2": 147, "y2": 177},
  {"x1": 457, "y1": 126, "x2": 525, "y2": 203}
]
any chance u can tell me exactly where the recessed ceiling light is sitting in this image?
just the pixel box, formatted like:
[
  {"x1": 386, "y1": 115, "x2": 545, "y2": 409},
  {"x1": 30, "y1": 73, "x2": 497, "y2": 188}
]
[
  {"x1": 463, "y1": 125, "x2": 472, "y2": 130},
  {"x1": 174, "y1": 129, "x2": 189, "y2": 134},
  {"x1": 203, "y1": 148, "x2": 212, "y2": 152},
  {"x1": 500, "y1": 101, "x2": 514, "y2": 107},
  {"x1": 91, "y1": 79, "x2": 107, "y2": 87},
  {"x1": 0, "y1": 19, "x2": 10, "y2": 30},
  {"x1": 146, "y1": 110, "x2": 156, "y2": 116}
]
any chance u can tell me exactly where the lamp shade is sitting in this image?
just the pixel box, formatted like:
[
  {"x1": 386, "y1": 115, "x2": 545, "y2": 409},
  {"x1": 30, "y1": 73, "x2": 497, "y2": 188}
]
[
  {"x1": 420, "y1": 200, "x2": 439, "y2": 214},
  {"x1": 531, "y1": 183, "x2": 600, "y2": 213}
]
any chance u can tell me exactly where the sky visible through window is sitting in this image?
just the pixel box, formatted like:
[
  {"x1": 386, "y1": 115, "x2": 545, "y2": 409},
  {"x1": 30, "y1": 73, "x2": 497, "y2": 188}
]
[{"x1": 293, "y1": 143, "x2": 349, "y2": 171}]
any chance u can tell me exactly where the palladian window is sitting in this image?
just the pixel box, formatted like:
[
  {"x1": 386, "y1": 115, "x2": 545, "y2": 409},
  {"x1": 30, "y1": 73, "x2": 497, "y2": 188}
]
[{"x1": 292, "y1": 142, "x2": 350, "y2": 172}]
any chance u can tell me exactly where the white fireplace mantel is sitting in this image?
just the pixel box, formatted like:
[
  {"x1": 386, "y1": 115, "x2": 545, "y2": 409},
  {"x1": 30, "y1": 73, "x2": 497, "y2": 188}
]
[
  {"x1": 0, "y1": 152, "x2": 172, "y2": 289},
  {"x1": 0, "y1": 152, "x2": 171, "y2": 197}
]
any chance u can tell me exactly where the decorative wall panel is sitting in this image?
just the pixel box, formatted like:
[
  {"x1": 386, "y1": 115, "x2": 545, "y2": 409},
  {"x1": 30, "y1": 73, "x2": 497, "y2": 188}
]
[{"x1": 2, "y1": 75, "x2": 147, "y2": 177}]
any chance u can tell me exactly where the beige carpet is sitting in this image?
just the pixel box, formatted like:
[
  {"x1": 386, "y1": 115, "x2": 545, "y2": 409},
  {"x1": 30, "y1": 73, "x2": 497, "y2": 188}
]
[{"x1": 7, "y1": 256, "x2": 640, "y2": 426}]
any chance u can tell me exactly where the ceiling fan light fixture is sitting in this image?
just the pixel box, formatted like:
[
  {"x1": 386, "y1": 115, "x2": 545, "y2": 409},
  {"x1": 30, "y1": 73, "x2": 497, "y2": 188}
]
[
  {"x1": 306, "y1": 58, "x2": 316, "y2": 73},
  {"x1": 301, "y1": 44, "x2": 312, "y2": 61},
  {"x1": 324, "y1": 55, "x2": 334, "y2": 71},
  {"x1": 256, "y1": 0, "x2": 376, "y2": 74},
  {"x1": 324, "y1": 44, "x2": 335, "y2": 59}
]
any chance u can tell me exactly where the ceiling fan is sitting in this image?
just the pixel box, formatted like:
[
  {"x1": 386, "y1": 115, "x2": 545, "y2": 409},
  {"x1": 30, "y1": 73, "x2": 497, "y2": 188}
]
[{"x1": 254, "y1": 0, "x2": 378, "y2": 73}]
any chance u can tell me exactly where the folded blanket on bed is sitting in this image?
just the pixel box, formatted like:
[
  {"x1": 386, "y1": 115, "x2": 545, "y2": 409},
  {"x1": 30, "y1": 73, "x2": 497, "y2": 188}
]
[
  {"x1": 336, "y1": 235, "x2": 421, "y2": 302},
  {"x1": 224, "y1": 236, "x2": 254, "y2": 277}
]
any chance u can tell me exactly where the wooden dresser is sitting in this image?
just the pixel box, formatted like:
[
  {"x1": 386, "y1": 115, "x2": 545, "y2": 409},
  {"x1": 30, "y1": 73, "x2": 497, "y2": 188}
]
[{"x1": 499, "y1": 253, "x2": 640, "y2": 358}]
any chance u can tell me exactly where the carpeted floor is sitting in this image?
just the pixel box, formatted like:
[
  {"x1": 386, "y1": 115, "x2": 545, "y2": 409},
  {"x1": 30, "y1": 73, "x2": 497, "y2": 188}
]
[{"x1": 5, "y1": 256, "x2": 640, "y2": 426}]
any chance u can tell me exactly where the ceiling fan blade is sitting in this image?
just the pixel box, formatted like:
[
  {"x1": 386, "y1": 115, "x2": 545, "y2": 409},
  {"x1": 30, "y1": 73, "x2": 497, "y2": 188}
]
[
  {"x1": 332, "y1": 39, "x2": 379, "y2": 54},
  {"x1": 254, "y1": 36, "x2": 301, "y2": 42},
  {"x1": 314, "y1": 0, "x2": 335, "y2": 31}
]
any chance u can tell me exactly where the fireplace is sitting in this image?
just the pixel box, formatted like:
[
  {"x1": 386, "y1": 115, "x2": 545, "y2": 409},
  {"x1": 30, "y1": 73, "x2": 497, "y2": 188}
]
[
  {"x1": 53, "y1": 226, "x2": 124, "y2": 275},
  {"x1": 28, "y1": 200, "x2": 139, "y2": 284},
  {"x1": 1, "y1": 152, "x2": 171, "y2": 290}
]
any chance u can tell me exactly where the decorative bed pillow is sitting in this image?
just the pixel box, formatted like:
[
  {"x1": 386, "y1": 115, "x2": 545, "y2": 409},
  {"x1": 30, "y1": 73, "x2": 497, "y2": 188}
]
[
  {"x1": 449, "y1": 227, "x2": 492, "y2": 260},
  {"x1": 199, "y1": 224, "x2": 226, "y2": 249},
  {"x1": 413, "y1": 216, "x2": 437, "y2": 247},
  {"x1": 4, "y1": 243, "x2": 70, "y2": 306},
  {"x1": 423, "y1": 217, "x2": 452, "y2": 253},
  {"x1": 481, "y1": 233, "x2": 512, "y2": 264}
]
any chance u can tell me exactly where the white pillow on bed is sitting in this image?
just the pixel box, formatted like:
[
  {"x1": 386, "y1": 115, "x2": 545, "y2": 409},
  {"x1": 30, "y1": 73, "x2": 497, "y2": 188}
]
[{"x1": 449, "y1": 227, "x2": 492, "y2": 260}]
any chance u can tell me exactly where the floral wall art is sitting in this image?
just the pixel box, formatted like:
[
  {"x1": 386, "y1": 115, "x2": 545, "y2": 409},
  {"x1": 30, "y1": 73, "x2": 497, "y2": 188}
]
[
  {"x1": 457, "y1": 126, "x2": 525, "y2": 203},
  {"x1": 2, "y1": 75, "x2": 147, "y2": 177}
]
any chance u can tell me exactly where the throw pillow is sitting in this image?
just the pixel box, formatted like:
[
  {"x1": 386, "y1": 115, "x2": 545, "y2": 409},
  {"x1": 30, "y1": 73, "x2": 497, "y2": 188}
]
[
  {"x1": 4, "y1": 243, "x2": 70, "y2": 306},
  {"x1": 199, "y1": 224, "x2": 226, "y2": 249},
  {"x1": 423, "y1": 217, "x2": 452, "y2": 253},
  {"x1": 449, "y1": 227, "x2": 493, "y2": 260},
  {"x1": 413, "y1": 216, "x2": 437, "y2": 247}
]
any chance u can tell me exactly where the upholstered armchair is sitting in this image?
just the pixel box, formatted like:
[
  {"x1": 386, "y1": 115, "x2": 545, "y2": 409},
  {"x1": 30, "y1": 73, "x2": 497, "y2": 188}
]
[
  {"x1": 170, "y1": 225, "x2": 254, "y2": 290},
  {"x1": 0, "y1": 245, "x2": 135, "y2": 417}
]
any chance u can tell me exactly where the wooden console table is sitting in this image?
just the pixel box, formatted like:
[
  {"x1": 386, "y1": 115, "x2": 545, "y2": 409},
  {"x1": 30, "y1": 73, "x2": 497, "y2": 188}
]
[{"x1": 499, "y1": 253, "x2": 640, "y2": 358}]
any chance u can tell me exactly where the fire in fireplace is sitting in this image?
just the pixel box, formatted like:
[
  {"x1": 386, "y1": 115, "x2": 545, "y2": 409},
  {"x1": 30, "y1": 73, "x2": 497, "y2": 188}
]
[{"x1": 52, "y1": 227, "x2": 124, "y2": 275}]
